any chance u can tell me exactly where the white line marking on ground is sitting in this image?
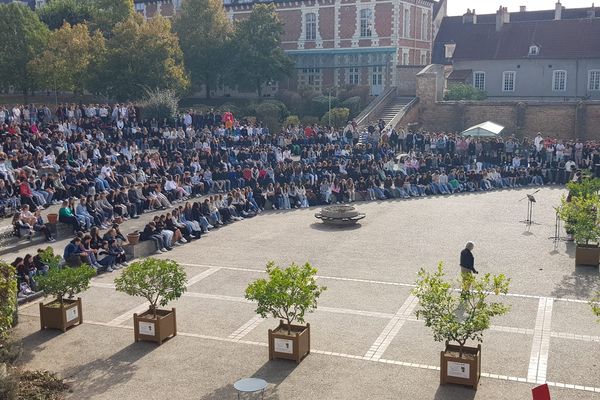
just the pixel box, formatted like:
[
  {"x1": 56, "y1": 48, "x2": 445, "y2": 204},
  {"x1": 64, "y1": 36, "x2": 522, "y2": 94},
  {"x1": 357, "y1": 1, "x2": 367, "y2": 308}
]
[
  {"x1": 179, "y1": 263, "x2": 589, "y2": 303},
  {"x1": 228, "y1": 316, "x2": 264, "y2": 341},
  {"x1": 106, "y1": 303, "x2": 149, "y2": 327},
  {"x1": 74, "y1": 318, "x2": 600, "y2": 395},
  {"x1": 104, "y1": 267, "x2": 221, "y2": 327},
  {"x1": 527, "y1": 297, "x2": 553, "y2": 384},
  {"x1": 186, "y1": 266, "x2": 221, "y2": 287},
  {"x1": 364, "y1": 295, "x2": 419, "y2": 360},
  {"x1": 537, "y1": 298, "x2": 553, "y2": 384}
]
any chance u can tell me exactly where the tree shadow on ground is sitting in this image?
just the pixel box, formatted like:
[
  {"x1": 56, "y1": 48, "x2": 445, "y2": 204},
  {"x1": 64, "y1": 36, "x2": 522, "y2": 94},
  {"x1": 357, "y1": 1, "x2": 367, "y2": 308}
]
[
  {"x1": 59, "y1": 342, "x2": 154, "y2": 399},
  {"x1": 199, "y1": 359, "x2": 296, "y2": 400},
  {"x1": 18, "y1": 328, "x2": 63, "y2": 365},
  {"x1": 551, "y1": 265, "x2": 600, "y2": 299},
  {"x1": 309, "y1": 222, "x2": 362, "y2": 231},
  {"x1": 433, "y1": 383, "x2": 477, "y2": 400}
]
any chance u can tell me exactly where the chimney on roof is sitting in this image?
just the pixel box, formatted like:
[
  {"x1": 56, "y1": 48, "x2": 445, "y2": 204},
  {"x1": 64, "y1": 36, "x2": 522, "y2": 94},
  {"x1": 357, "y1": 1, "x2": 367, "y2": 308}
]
[
  {"x1": 555, "y1": 1, "x2": 562, "y2": 20},
  {"x1": 520, "y1": 6, "x2": 526, "y2": 12},
  {"x1": 462, "y1": 8, "x2": 477, "y2": 24},
  {"x1": 587, "y1": 3, "x2": 596, "y2": 18},
  {"x1": 496, "y1": 6, "x2": 510, "y2": 31}
]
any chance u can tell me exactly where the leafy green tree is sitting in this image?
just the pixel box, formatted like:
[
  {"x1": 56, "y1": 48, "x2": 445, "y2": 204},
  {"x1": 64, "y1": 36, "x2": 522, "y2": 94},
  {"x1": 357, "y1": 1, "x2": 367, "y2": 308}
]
[
  {"x1": 412, "y1": 262, "x2": 510, "y2": 357},
  {"x1": 93, "y1": 14, "x2": 190, "y2": 101},
  {"x1": 173, "y1": 0, "x2": 232, "y2": 99},
  {"x1": 231, "y1": 4, "x2": 293, "y2": 97},
  {"x1": 558, "y1": 193, "x2": 600, "y2": 245},
  {"x1": 245, "y1": 261, "x2": 326, "y2": 335},
  {"x1": 30, "y1": 22, "x2": 106, "y2": 95},
  {"x1": 115, "y1": 258, "x2": 187, "y2": 318},
  {"x1": 444, "y1": 83, "x2": 487, "y2": 101},
  {"x1": 0, "y1": 3, "x2": 49, "y2": 100},
  {"x1": 89, "y1": 0, "x2": 134, "y2": 35},
  {"x1": 138, "y1": 88, "x2": 180, "y2": 121},
  {"x1": 36, "y1": 265, "x2": 96, "y2": 306},
  {"x1": 0, "y1": 263, "x2": 17, "y2": 345},
  {"x1": 37, "y1": 0, "x2": 95, "y2": 30},
  {"x1": 321, "y1": 107, "x2": 350, "y2": 128}
]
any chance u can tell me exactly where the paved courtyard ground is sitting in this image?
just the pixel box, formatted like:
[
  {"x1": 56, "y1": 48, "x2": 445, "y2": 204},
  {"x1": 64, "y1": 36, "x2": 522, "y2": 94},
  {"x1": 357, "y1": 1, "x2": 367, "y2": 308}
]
[{"x1": 14, "y1": 187, "x2": 600, "y2": 399}]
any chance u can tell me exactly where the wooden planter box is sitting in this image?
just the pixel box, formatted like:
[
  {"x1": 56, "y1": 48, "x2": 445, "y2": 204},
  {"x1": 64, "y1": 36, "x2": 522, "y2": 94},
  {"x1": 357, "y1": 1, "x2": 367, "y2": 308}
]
[
  {"x1": 575, "y1": 244, "x2": 600, "y2": 266},
  {"x1": 39, "y1": 298, "x2": 83, "y2": 332},
  {"x1": 440, "y1": 343, "x2": 481, "y2": 390},
  {"x1": 268, "y1": 320, "x2": 310, "y2": 364},
  {"x1": 133, "y1": 308, "x2": 177, "y2": 345}
]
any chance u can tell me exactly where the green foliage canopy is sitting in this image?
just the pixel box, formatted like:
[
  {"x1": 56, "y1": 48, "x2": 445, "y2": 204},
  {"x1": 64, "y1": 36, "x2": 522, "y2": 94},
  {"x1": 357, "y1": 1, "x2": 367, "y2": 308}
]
[
  {"x1": 245, "y1": 261, "x2": 326, "y2": 335},
  {"x1": 173, "y1": 0, "x2": 232, "y2": 98},
  {"x1": 0, "y1": 3, "x2": 49, "y2": 96},
  {"x1": 230, "y1": 4, "x2": 294, "y2": 97},
  {"x1": 444, "y1": 83, "x2": 487, "y2": 101},
  {"x1": 0, "y1": 263, "x2": 17, "y2": 344},
  {"x1": 412, "y1": 263, "x2": 510, "y2": 357},
  {"x1": 36, "y1": 265, "x2": 96, "y2": 306},
  {"x1": 114, "y1": 258, "x2": 187, "y2": 317}
]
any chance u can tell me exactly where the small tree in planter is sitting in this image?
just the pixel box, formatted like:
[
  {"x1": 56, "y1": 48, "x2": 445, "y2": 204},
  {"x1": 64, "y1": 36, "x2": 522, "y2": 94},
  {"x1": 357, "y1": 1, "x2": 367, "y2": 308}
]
[
  {"x1": 36, "y1": 249, "x2": 95, "y2": 332},
  {"x1": 114, "y1": 258, "x2": 187, "y2": 345},
  {"x1": 412, "y1": 263, "x2": 510, "y2": 389},
  {"x1": 559, "y1": 194, "x2": 600, "y2": 266},
  {"x1": 245, "y1": 261, "x2": 326, "y2": 363}
]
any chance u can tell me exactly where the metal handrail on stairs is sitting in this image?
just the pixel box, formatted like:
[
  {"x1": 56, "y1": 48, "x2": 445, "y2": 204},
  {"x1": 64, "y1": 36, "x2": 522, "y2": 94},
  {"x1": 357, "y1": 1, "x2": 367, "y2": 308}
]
[
  {"x1": 384, "y1": 97, "x2": 419, "y2": 132},
  {"x1": 355, "y1": 87, "x2": 397, "y2": 128}
]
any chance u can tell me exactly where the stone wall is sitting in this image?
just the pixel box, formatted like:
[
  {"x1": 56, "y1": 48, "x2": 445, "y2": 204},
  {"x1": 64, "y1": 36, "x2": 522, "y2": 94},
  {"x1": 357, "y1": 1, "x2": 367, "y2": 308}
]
[{"x1": 409, "y1": 69, "x2": 600, "y2": 139}]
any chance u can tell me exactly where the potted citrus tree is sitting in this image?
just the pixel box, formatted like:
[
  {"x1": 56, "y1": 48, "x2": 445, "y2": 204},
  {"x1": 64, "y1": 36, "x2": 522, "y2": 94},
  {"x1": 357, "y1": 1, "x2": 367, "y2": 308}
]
[
  {"x1": 245, "y1": 261, "x2": 326, "y2": 364},
  {"x1": 115, "y1": 258, "x2": 187, "y2": 345},
  {"x1": 36, "y1": 248, "x2": 96, "y2": 332},
  {"x1": 412, "y1": 262, "x2": 510, "y2": 390},
  {"x1": 559, "y1": 193, "x2": 600, "y2": 266}
]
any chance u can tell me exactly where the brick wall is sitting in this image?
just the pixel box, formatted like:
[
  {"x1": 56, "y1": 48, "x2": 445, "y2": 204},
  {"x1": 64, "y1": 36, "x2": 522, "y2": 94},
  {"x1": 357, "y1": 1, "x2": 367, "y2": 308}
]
[{"x1": 413, "y1": 71, "x2": 600, "y2": 139}]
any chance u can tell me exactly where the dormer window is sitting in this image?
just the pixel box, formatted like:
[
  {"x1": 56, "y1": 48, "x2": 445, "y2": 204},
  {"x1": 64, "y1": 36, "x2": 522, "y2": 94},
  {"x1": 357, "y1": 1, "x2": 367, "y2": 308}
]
[
  {"x1": 445, "y1": 42, "x2": 456, "y2": 59},
  {"x1": 528, "y1": 45, "x2": 540, "y2": 56}
]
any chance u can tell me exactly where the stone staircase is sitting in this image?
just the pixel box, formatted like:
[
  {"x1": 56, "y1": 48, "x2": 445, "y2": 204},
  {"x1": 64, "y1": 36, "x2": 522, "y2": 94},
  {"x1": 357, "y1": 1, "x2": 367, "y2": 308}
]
[{"x1": 378, "y1": 96, "x2": 415, "y2": 127}]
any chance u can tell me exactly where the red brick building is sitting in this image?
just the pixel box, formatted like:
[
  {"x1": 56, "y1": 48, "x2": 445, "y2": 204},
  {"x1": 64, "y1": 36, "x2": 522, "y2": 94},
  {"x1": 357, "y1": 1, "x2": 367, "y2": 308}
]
[{"x1": 134, "y1": 0, "x2": 445, "y2": 96}]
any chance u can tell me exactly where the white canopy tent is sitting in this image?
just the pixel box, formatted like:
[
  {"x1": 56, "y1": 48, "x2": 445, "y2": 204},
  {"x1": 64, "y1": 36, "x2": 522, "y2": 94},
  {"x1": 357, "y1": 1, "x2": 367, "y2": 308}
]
[{"x1": 460, "y1": 121, "x2": 505, "y2": 137}]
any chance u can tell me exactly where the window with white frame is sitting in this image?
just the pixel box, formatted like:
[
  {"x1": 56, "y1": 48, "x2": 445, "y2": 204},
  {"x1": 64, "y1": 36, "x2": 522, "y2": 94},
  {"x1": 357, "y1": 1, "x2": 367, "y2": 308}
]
[
  {"x1": 420, "y1": 52, "x2": 427, "y2": 65},
  {"x1": 360, "y1": 9, "x2": 373, "y2": 37},
  {"x1": 402, "y1": 50, "x2": 409, "y2": 65},
  {"x1": 528, "y1": 45, "x2": 539, "y2": 56},
  {"x1": 348, "y1": 67, "x2": 360, "y2": 85},
  {"x1": 502, "y1": 71, "x2": 515, "y2": 92},
  {"x1": 403, "y1": 8, "x2": 411, "y2": 38},
  {"x1": 372, "y1": 66, "x2": 383, "y2": 86},
  {"x1": 305, "y1": 13, "x2": 317, "y2": 41},
  {"x1": 298, "y1": 68, "x2": 322, "y2": 91},
  {"x1": 421, "y1": 13, "x2": 429, "y2": 40},
  {"x1": 588, "y1": 70, "x2": 600, "y2": 91},
  {"x1": 135, "y1": 2, "x2": 145, "y2": 12},
  {"x1": 473, "y1": 71, "x2": 485, "y2": 91},
  {"x1": 552, "y1": 70, "x2": 567, "y2": 91}
]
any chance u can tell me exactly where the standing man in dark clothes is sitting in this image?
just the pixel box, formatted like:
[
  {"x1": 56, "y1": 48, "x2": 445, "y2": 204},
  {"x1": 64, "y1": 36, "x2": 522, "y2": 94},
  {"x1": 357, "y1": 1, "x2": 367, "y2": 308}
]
[{"x1": 460, "y1": 241, "x2": 478, "y2": 274}]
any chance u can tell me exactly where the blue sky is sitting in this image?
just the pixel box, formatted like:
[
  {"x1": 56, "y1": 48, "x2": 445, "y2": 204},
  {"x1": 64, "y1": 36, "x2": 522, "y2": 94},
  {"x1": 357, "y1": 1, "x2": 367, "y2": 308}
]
[{"x1": 448, "y1": 0, "x2": 596, "y2": 16}]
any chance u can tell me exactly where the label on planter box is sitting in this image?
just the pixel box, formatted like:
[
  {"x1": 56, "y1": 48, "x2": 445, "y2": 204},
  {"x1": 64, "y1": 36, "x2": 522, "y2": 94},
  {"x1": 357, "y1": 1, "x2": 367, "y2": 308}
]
[
  {"x1": 66, "y1": 306, "x2": 79, "y2": 322},
  {"x1": 139, "y1": 321, "x2": 155, "y2": 336},
  {"x1": 274, "y1": 338, "x2": 293, "y2": 354},
  {"x1": 447, "y1": 361, "x2": 470, "y2": 379}
]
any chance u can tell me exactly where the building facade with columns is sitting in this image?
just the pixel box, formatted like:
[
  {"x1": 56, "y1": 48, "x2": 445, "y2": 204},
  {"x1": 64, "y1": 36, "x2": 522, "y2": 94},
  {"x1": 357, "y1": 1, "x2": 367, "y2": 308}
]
[{"x1": 134, "y1": 0, "x2": 445, "y2": 96}]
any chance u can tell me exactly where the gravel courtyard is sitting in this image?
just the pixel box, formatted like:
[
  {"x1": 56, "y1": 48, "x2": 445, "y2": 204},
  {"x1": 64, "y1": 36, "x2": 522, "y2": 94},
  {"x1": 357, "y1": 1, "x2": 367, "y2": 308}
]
[{"x1": 14, "y1": 187, "x2": 600, "y2": 399}]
